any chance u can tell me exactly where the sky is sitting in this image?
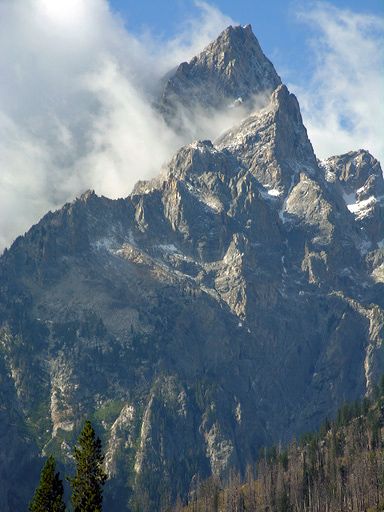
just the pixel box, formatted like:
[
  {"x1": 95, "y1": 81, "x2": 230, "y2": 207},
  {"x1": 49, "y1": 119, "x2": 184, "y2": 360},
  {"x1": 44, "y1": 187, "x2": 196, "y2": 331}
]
[
  {"x1": 0, "y1": 0, "x2": 383, "y2": 251},
  {"x1": 109, "y1": 0, "x2": 383, "y2": 77}
]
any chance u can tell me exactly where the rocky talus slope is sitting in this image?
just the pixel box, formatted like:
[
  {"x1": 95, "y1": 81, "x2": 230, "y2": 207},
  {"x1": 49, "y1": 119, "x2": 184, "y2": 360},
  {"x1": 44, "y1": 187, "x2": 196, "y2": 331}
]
[{"x1": 0, "y1": 25, "x2": 383, "y2": 511}]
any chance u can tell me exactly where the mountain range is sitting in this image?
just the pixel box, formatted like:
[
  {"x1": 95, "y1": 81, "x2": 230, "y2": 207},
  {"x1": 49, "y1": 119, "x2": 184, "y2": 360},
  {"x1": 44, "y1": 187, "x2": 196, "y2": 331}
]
[{"x1": 0, "y1": 24, "x2": 383, "y2": 511}]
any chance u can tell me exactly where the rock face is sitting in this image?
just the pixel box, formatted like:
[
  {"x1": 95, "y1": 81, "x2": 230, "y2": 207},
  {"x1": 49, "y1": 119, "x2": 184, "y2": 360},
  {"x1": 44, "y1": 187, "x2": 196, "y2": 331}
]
[
  {"x1": 0, "y1": 25, "x2": 383, "y2": 511},
  {"x1": 216, "y1": 84, "x2": 318, "y2": 191},
  {"x1": 321, "y1": 150, "x2": 384, "y2": 244}
]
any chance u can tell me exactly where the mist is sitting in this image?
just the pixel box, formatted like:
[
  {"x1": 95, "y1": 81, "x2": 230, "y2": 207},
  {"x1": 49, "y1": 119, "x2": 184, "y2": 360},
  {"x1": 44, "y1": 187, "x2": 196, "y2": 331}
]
[{"x1": 0, "y1": 0, "x2": 238, "y2": 250}]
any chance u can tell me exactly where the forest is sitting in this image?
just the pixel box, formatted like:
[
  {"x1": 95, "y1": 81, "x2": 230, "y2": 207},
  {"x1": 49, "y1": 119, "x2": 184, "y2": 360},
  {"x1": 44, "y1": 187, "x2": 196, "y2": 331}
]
[{"x1": 172, "y1": 384, "x2": 384, "y2": 512}]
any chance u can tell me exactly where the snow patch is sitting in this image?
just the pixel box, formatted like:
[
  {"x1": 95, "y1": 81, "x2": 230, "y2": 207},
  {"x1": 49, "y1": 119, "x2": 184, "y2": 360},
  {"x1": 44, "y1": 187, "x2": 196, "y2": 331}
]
[
  {"x1": 347, "y1": 196, "x2": 377, "y2": 220},
  {"x1": 267, "y1": 188, "x2": 282, "y2": 197},
  {"x1": 356, "y1": 184, "x2": 368, "y2": 195},
  {"x1": 343, "y1": 191, "x2": 383, "y2": 220}
]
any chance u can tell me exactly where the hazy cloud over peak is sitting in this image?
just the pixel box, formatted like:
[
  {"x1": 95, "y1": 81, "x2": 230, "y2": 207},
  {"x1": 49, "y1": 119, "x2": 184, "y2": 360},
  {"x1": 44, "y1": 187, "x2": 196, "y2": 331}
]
[
  {"x1": 0, "y1": 0, "x2": 235, "y2": 250},
  {"x1": 292, "y1": 1, "x2": 384, "y2": 164}
]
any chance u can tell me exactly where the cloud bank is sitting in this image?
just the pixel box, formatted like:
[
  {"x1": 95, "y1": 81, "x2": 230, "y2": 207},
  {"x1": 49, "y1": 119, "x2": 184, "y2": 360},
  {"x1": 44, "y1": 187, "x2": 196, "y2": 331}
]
[
  {"x1": 291, "y1": 1, "x2": 384, "y2": 164},
  {"x1": 0, "y1": 0, "x2": 235, "y2": 250}
]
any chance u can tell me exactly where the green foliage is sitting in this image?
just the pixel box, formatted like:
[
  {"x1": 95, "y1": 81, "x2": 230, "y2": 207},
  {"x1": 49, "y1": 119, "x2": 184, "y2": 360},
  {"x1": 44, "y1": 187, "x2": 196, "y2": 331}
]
[
  {"x1": 277, "y1": 489, "x2": 293, "y2": 512},
  {"x1": 173, "y1": 375, "x2": 384, "y2": 512},
  {"x1": 336, "y1": 402, "x2": 357, "y2": 427},
  {"x1": 279, "y1": 449, "x2": 289, "y2": 471},
  {"x1": 68, "y1": 420, "x2": 108, "y2": 512},
  {"x1": 25, "y1": 398, "x2": 52, "y2": 448},
  {"x1": 362, "y1": 397, "x2": 371, "y2": 414},
  {"x1": 29, "y1": 456, "x2": 66, "y2": 512},
  {"x1": 93, "y1": 400, "x2": 124, "y2": 426},
  {"x1": 299, "y1": 431, "x2": 319, "y2": 448},
  {"x1": 266, "y1": 445, "x2": 278, "y2": 463},
  {"x1": 367, "y1": 409, "x2": 381, "y2": 448}
]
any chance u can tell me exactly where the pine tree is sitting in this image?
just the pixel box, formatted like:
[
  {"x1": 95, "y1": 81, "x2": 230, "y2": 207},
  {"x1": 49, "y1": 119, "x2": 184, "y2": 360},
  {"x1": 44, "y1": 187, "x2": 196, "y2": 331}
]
[
  {"x1": 29, "y1": 455, "x2": 66, "y2": 512},
  {"x1": 69, "y1": 419, "x2": 107, "y2": 512}
]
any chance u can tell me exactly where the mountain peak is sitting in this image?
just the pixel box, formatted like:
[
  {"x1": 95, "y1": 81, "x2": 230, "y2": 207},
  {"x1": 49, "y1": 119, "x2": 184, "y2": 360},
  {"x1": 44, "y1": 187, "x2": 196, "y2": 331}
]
[
  {"x1": 215, "y1": 83, "x2": 318, "y2": 191},
  {"x1": 158, "y1": 24, "x2": 281, "y2": 123},
  {"x1": 79, "y1": 189, "x2": 96, "y2": 202},
  {"x1": 214, "y1": 23, "x2": 254, "y2": 45},
  {"x1": 322, "y1": 149, "x2": 383, "y2": 197},
  {"x1": 321, "y1": 150, "x2": 384, "y2": 238}
]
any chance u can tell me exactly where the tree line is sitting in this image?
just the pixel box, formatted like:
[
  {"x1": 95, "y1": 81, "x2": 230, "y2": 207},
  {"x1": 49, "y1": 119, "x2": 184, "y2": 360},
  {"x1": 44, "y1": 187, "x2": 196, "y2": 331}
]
[
  {"x1": 29, "y1": 420, "x2": 107, "y2": 512},
  {"x1": 171, "y1": 383, "x2": 384, "y2": 512},
  {"x1": 29, "y1": 383, "x2": 384, "y2": 511}
]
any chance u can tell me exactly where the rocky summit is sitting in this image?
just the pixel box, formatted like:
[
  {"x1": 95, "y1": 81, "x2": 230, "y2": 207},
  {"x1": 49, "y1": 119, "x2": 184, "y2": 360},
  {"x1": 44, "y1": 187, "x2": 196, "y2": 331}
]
[
  {"x1": 0, "y1": 25, "x2": 383, "y2": 511},
  {"x1": 158, "y1": 24, "x2": 281, "y2": 131}
]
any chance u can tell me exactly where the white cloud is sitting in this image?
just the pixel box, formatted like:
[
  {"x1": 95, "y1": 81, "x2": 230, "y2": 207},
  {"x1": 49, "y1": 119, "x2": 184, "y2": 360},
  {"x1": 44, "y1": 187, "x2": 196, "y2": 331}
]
[
  {"x1": 0, "y1": 0, "x2": 235, "y2": 250},
  {"x1": 291, "y1": 1, "x2": 384, "y2": 164}
]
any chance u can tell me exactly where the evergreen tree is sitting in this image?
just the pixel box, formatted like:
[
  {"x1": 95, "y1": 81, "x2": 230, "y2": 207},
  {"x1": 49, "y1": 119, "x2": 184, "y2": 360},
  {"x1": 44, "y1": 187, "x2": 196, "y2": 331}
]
[
  {"x1": 29, "y1": 455, "x2": 66, "y2": 512},
  {"x1": 69, "y1": 420, "x2": 107, "y2": 512},
  {"x1": 277, "y1": 489, "x2": 293, "y2": 512}
]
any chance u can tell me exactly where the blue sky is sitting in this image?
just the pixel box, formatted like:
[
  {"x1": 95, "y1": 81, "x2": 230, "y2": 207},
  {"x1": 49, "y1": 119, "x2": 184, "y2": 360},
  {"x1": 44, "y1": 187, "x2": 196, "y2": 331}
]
[{"x1": 108, "y1": 0, "x2": 384, "y2": 83}]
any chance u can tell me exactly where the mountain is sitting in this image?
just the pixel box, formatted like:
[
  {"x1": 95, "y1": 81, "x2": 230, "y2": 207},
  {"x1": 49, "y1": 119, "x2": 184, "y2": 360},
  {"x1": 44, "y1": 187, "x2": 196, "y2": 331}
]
[{"x1": 0, "y1": 25, "x2": 383, "y2": 511}]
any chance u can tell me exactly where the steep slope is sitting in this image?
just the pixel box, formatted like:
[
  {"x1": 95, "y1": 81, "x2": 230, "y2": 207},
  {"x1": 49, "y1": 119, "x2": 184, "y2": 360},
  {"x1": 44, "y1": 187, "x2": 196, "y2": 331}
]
[
  {"x1": 216, "y1": 84, "x2": 317, "y2": 192},
  {"x1": 0, "y1": 25, "x2": 383, "y2": 511},
  {"x1": 320, "y1": 149, "x2": 384, "y2": 245},
  {"x1": 319, "y1": 150, "x2": 384, "y2": 309}
]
